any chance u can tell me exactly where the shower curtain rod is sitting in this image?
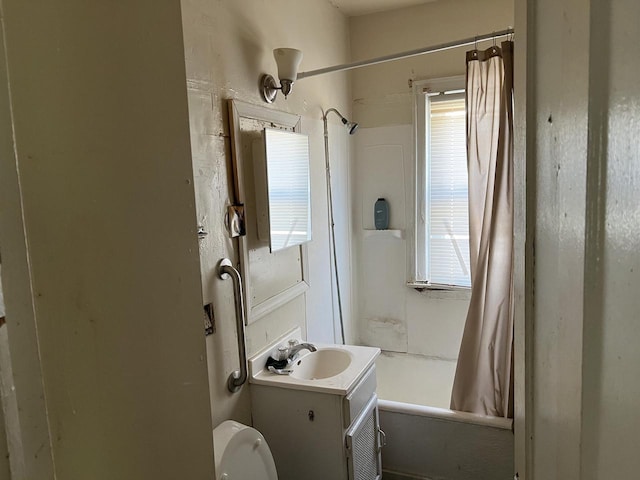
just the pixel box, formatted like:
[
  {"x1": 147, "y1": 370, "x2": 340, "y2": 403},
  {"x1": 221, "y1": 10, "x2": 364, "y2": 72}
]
[{"x1": 297, "y1": 27, "x2": 514, "y2": 80}]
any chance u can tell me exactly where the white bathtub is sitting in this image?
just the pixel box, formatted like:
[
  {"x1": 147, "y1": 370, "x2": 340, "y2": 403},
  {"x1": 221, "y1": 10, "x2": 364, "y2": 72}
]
[
  {"x1": 374, "y1": 351, "x2": 514, "y2": 480},
  {"x1": 375, "y1": 351, "x2": 457, "y2": 409}
]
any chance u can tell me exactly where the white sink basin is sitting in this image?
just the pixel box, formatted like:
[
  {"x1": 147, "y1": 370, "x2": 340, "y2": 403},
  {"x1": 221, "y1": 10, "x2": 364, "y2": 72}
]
[
  {"x1": 290, "y1": 349, "x2": 353, "y2": 380},
  {"x1": 249, "y1": 331, "x2": 380, "y2": 395}
]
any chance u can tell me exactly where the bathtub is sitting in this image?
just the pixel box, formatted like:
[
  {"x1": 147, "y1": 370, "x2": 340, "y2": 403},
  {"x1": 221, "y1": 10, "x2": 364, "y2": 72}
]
[
  {"x1": 375, "y1": 351, "x2": 457, "y2": 409},
  {"x1": 375, "y1": 351, "x2": 514, "y2": 480}
]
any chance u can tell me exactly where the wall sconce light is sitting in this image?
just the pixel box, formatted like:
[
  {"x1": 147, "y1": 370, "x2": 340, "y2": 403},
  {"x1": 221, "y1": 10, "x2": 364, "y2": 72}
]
[{"x1": 260, "y1": 48, "x2": 303, "y2": 103}]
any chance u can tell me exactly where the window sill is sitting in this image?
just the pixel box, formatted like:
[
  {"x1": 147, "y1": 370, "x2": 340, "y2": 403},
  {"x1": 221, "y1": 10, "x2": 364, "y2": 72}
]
[{"x1": 406, "y1": 282, "x2": 472, "y2": 300}]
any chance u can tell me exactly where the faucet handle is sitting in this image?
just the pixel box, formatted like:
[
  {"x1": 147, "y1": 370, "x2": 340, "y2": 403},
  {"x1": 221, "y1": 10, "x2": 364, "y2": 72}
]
[
  {"x1": 288, "y1": 339, "x2": 299, "y2": 348},
  {"x1": 273, "y1": 345, "x2": 289, "y2": 361}
]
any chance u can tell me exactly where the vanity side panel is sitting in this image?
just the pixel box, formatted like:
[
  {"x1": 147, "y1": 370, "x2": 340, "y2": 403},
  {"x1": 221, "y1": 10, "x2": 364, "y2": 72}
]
[{"x1": 343, "y1": 366, "x2": 377, "y2": 427}]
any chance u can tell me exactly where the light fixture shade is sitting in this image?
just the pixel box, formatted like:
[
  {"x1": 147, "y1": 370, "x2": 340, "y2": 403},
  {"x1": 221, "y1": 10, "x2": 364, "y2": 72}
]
[{"x1": 273, "y1": 48, "x2": 303, "y2": 82}]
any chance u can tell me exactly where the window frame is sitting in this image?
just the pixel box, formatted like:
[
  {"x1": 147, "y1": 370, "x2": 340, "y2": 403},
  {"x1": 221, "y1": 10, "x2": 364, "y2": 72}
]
[{"x1": 409, "y1": 75, "x2": 471, "y2": 294}]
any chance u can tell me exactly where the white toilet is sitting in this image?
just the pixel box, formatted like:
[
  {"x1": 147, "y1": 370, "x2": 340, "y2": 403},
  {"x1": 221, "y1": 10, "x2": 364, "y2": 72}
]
[{"x1": 212, "y1": 420, "x2": 278, "y2": 480}]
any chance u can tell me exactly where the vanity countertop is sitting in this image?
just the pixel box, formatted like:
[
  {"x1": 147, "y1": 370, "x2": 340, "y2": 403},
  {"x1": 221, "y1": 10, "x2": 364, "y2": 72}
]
[{"x1": 248, "y1": 330, "x2": 380, "y2": 395}]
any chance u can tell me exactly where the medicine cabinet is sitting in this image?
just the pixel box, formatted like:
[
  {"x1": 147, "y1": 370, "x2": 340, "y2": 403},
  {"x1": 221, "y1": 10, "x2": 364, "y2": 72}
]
[
  {"x1": 228, "y1": 100, "x2": 310, "y2": 325},
  {"x1": 253, "y1": 128, "x2": 311, "y2": 253}
]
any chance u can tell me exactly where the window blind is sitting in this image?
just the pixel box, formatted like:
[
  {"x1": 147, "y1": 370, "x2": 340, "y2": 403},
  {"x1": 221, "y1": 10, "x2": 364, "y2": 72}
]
[{"x1": 427, "y1": 95, "x2": 471, "y2": 287}]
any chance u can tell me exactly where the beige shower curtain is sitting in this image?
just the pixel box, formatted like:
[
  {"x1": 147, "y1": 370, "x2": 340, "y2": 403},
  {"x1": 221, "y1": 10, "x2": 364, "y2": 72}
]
[{"x1": 450, "y1": 41, "x2": 514, "y2": 418}]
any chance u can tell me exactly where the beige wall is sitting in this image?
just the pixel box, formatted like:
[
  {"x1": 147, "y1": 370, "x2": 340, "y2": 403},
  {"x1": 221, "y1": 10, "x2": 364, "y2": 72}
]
[
  {"x1": 180, "y1": 0, "x2": 354, "y2": 426},
  {"x1": 0, "y1": 351, "x2": 9, "y2": 480},
  {"x1": 525, "y1": 0, "x2": 640, "y2": 478},
  {"x1": 0, "y1": 269, "x2": 6, "y2": 479},
  {"x1": 350, "y1": 0, "x2": 514, "y2": 128},
  {"x1": 512, "y1": 0, "x2": 528, "y2": 475},
  {"x1": 580, "y1": 1, "x2": 640, "y2": 476},
  {"x1": 0, "y1": 325, "x2": 27, "y2": 480},
  {"x1": 0, "y1": 265, "x2": 4, "y2": 317},
  {"x1": 0, "y1": 1, "x2": 214, "y2": 478},
  {"x1": 348, "y1": 0, "x2": 513, "y2": 390},
  {"x1": 528, "y1": 0, "x2": 588, "y2": 477}
]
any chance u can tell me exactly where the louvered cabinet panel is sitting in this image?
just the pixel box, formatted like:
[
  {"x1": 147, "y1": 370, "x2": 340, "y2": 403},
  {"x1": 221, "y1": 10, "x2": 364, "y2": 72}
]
[{"x1": 346, "y1": 394, "x2": 382, "y2": 480}]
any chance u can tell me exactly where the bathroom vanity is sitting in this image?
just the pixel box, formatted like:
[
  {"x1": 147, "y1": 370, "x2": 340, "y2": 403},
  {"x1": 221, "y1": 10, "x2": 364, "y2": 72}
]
[{"x1": 249, "y1": 336, "x2": 382, "y2": 480}]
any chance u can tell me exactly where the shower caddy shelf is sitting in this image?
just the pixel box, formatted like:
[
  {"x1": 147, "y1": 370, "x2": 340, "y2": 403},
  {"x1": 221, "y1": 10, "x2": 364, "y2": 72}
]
[{"x1": 363, "y1": 229, "x2": 404, "y2": 240}]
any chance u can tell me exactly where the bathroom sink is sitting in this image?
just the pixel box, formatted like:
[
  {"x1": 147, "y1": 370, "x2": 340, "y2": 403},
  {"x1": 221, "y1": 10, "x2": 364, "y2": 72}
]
[
  {"x1": 290, "y1": 348, "x2": 352, "y2": 380},
  {"x1": 249, "y1": 330, "x2": 380, "y2": 395}
]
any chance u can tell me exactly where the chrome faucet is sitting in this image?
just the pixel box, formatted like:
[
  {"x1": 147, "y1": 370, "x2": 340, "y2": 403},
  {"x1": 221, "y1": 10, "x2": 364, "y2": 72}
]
[
  {"x1": 267, "y1": 340, "x2": 317, "y2": 375},
  {"x1": 287, "y1": 341, "x2": 317, "y2": 362}
]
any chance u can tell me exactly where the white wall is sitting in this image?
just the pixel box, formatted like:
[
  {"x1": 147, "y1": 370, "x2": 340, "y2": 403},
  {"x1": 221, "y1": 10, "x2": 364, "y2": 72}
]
[
  {"x1": 525, "y1": 0, "x2": 640, "y2": 478},
  {"x1": 349, "y1": 0, "x2": 514, "y2": 398},
  {"x1": 0, "y1": 1, "x2": 214, "y2": 478},
  {"x1": 180, "y1": 0, "x2": 354, "y2": 426}
]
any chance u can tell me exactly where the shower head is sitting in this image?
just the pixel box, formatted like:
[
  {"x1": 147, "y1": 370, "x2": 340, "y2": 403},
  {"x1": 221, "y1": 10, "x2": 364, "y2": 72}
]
[
  {"x1": 323, "y1": 108, "x2": 359, "y2": 135},
  {"x1": 341, "y1": 117, "x2": 359, "y2": 135}
]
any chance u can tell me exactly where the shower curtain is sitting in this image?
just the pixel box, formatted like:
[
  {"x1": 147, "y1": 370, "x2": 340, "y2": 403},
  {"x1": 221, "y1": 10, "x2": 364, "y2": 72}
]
[{"x1": 450, "y1": 41, "x2": 514, "y2": 418}]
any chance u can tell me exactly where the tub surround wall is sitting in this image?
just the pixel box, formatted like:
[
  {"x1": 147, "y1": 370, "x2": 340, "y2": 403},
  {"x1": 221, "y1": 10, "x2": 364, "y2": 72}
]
[
  {"x1": 352, "y1": 125, "x2": 468, "y2": 392},
  {"x1": 180, "y1": 0, "x2": 354, "y2": 426},
  {"x1": 348, "y1": 0, "x2": 514, "y2": 387}
]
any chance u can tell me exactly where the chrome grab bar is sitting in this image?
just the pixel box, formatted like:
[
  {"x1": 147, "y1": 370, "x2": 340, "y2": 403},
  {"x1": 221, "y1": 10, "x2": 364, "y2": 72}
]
[{"x1": 218, "y1": 258, "x2": 248, "y2": 393}]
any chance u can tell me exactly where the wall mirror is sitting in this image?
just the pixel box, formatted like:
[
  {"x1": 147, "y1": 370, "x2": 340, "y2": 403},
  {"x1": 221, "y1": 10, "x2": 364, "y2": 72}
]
[
  {"x1": 228, "y1": 100, "x2": 309, "y2": 325},
  {"x1": 254, "y1": 128, "x2": 311, "y2": 252}
]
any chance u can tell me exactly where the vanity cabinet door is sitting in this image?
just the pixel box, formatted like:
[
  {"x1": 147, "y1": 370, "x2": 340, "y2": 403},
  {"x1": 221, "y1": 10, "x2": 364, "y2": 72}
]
[{"x1": 345, "y1": 394, "x2": 382, "y2": 480}]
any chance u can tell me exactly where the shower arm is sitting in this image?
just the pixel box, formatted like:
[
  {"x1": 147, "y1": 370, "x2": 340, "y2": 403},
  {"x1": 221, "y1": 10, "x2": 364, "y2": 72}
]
[
  {"x1": 324, "y1": 108, "x2": 347, "y2": 124},
  {"x1": 324, "y1": 108, "x2": 358, "y2": 133}
]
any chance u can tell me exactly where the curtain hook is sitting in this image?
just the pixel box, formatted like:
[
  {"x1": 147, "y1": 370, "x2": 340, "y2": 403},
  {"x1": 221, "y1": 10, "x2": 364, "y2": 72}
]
[
  {"x1": 474, "y1": 35, "x2": 478, "y2": 51},
  {"x1": 493, "y1": 33, "x2": 497, "y2": 47}
]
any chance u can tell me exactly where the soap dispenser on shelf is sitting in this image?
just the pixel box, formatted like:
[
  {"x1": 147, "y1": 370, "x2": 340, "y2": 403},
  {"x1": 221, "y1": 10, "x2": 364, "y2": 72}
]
[
  {"x1": 374, "y1": 198, "x2": 389, "y2": 230},
  {"x1": 364, "y1": 198, "x2": 403, "y2": 239}
]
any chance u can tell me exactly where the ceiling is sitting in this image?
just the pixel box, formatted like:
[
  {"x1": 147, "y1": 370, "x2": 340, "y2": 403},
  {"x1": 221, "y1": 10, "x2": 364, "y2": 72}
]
[{"x1": 329, "y1": 0, "x2": 439, "y2": 17}]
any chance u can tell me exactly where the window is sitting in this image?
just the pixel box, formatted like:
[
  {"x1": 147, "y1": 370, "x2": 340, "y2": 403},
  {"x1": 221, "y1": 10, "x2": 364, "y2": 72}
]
[{"x1": 412, "y1": 77, "x2": 471, "y2": 289}]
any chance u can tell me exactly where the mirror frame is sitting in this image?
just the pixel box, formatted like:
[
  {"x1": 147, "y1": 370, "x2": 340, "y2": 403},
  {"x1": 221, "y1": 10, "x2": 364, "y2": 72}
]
[{"x1": 228, "y1": 100, "x2": 309, "y2": 324}]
